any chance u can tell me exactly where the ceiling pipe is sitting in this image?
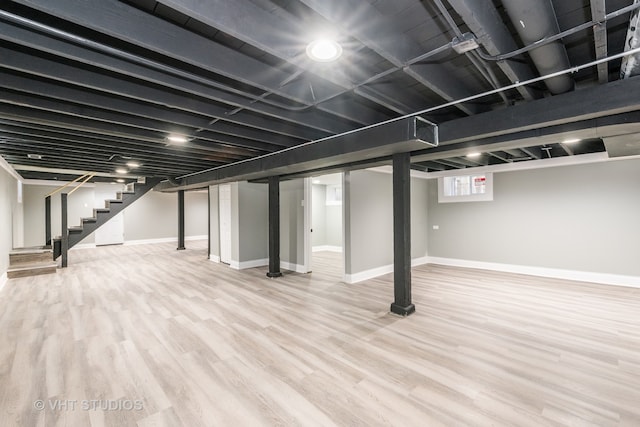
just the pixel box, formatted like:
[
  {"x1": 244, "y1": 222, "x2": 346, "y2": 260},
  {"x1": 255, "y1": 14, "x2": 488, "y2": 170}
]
[
  {"x1": 431, "y1": 0, "x2": 510, "y2": 105},
  {"x1": 621, "y1": 0, "x2": 640, "y2": 79},
  {"x1": 501, "y1": 0, "x2": 574, "y2": 95},
  {"x1": 446, "y1": 0, "x2": 540, "y2": 101}
]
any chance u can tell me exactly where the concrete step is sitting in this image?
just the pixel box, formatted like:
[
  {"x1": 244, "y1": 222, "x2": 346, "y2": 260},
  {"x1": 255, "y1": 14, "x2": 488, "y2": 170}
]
[
  {"x1": 7, "y1": 261, "x2": 58, "y2": 279},
  {"x1": 9, "y1": 248, "x2": 54, "y2": 265}
]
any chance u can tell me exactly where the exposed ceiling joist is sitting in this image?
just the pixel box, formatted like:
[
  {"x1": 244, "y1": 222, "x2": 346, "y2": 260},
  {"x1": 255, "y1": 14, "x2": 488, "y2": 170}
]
[
  {"x1": 590, "y1": 0, "x2": 609, "y2": 83},
  {"x1": 296, "y1": 0, "x2": 483, "y2": 115}
]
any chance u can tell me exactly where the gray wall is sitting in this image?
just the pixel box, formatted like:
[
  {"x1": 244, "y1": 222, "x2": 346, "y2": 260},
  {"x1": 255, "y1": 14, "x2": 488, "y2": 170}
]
[
  {"x1": 125, "y1": 189, "x2": 207, "y2": 241},
  {"x1": 280, "y1": 179, "x2": 305, "y2": 266},
  {"x1": 237, "y1": 181, "x2": 268, "y2": 262},
  {"x1": 427, "y1": 159, "x2": 640, "y2": 276},
  {"x1": 209, "y1": 185, "x2": 219, "y2": 259},
  {"x1": 311, "y1": 184, "x2": 326, "y2": 247},
  {"x1": 0, "y1": 167, "x2": 18, "y2": 275},
  {"x1": 343, "y1": 169, "x2": 430, "y2": 275},
  {"x1": 325, "y1": 206, "x2": 342, "y2": 247},
  {"x1": 311, "y1": 184, "x2": 342, "y2": 249}
]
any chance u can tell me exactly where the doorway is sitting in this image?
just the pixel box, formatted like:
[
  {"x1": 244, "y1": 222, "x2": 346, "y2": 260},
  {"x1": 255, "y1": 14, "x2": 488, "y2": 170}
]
[{"x1": 308, "y1": 173, "x2": 344, "y2": 279}]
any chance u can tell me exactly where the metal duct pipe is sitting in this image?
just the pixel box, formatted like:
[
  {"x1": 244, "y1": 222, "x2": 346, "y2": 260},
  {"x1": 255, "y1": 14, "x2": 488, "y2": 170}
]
[{"x1": 501, "y1": 0, "x2": 574, "y2": 94}]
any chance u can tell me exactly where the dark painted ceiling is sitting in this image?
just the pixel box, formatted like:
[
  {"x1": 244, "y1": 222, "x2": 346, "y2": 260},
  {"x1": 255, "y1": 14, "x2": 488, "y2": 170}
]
[{"x1": 0, "y1": 0, "x2": 638, "y2": 183}]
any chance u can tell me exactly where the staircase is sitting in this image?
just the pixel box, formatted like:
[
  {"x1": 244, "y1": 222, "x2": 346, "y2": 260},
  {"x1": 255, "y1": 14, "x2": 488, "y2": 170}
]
[
  {"x1": 53, "y1": 177, "x2": 162, "y2": 259},
  {"x1": 7, "y1": 247, "x2": 57, "y2": 278}
]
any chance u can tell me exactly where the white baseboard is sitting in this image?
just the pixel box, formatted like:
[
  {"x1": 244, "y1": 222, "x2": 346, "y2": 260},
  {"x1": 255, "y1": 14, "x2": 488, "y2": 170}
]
[
  {"x1": 230, "y1": 258, "x2": 269, "y2": 270},
  {"x1": 280, "y1": 261, "x2": 308, "y2": 274},
  {"x1": 344, "y1": 256, "x2": 430, "y2": 284},
  {"x1": 123, "y1": 235, "x2": 207, "y2": 246},
  {"x1": 0, "y1": 272, "x2": 7, "y2": 292},
  {"x1": 427, "y1": 256, "x2": 640, "y2": 288},
  {"x1": 209, "y1": 254, "x2": 220, "y2": 263},
  {"x1": 312, "y1": 245, "x2": 343, "y2": 253},
  {"x1": 71, "y1": 243, "x2": 97, "y2": 250}
]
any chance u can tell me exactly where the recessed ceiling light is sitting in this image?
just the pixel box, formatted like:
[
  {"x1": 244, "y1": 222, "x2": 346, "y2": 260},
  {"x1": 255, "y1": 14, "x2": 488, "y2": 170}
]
[
  {"x1": 27, "y1": 154, "x2": 43, "y2": 160},
  {"x1": 116, "y1": 179, "x2": 125, "y2": 183},
  {"x1": 115, "y1": 168, "x2": 127, "y2": 174},
  {"x1": 467, "y1": 152, "x2": 481, "y2": 158},
  {"x1": 167, "y1": 135, "x2": 189, "y2": 144},
  {"x1": 306, "y1": 38, "x2": 343, "y2": 62},
  {"x1": 126, "y1": 161, "x2": 140, "y2": 168},
  {"x1": 562, "y1": 138, "x2": 581, "y2": 144}
]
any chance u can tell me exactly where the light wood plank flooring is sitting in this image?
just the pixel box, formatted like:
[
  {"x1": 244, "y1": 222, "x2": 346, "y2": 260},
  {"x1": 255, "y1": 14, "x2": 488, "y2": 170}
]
[{"x1": 1, "y1": 242, "x2": 639, "y2": 426}]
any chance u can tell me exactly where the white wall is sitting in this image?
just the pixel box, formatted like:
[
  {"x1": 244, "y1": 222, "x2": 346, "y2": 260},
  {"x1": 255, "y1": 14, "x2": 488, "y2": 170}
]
[
  {"x1": 427, "y1": 158, "x2": 640, "y2": 281},
  {"x1": 23, "y1": 184, "x2": 95, "y2": 246},
  {"x1": 0, "y1": 165, "x2": 19, "y2": 284},
  {"x1": 21, "y1": 183, "x2": 208, "y2": 247}
]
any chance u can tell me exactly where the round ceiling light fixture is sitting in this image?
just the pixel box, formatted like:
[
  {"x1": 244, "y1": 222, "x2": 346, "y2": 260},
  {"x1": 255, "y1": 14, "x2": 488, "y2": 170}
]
[{"x1": 306, "y1": 38, "x2": 343, "y2": 62}]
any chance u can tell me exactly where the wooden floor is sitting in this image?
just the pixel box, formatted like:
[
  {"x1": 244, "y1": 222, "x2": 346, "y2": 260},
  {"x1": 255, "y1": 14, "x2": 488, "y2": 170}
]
[{"x1": 1, "y1": 242, "x2": 639, "y2": 426}]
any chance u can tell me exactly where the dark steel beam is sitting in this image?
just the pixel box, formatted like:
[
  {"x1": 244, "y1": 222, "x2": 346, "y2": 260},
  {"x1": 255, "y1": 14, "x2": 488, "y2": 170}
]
[
  {"x1": 156, "y1": 117, "x2": 436, "y2": 191},
  {"x1": 61, "y1": 192, "x2": 68, "y2": 268},
  {"x1": 436, "y1": 77, "x2": 640, "y2": 145},
  {"x1": 45, "y1": 195, "x2": 51, "y2": 246},
  {"x1": 266, "y1": 176, "x2": 282, "y2": 278},
  {"x1": 155, "y1": 77, "x2": 640, "y2": 192},
  {"x1": 177, "y1": 190, "x2": 185, "y2": 250},
  {"x1": 390, "y1": 152, "x2": 414, "y2": 316}
]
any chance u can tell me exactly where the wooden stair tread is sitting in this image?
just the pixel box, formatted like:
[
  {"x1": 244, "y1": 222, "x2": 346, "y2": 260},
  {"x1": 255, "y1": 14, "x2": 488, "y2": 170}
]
[
  {"x1": 7, "y1": 262, "x2": 58, "y2": 279},
  {"x1": 9, "y1": 260, "x2": 58, "y2": 269},
  {"x1": 10, "y1": 247, "x2": 51, "y2": 255}
]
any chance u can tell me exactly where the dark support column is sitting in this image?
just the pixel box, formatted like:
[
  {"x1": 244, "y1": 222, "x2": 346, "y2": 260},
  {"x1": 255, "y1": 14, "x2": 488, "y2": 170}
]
[
  {"x1": 207, "y1": 186, "x2": 211, "y2": 259},
  {"x1": 61, "y1": 193, "x2": 68, "y2": 268},
  {"x1": 177, "y1": 190, "x2": 186, "y2": 250},
  {"x1": 45, "y1": 195, "x2": 52, "y2": 247},
  {"x1": 267, "y1": 176, "x2": 282, "y2": 278},
  {"x1": 390, "y1": 152, "x2": 415, "y2": 316}
]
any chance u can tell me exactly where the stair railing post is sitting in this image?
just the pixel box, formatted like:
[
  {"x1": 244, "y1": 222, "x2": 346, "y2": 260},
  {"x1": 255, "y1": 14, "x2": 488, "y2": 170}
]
[
  {"x1": 45, "y1": 195, "x2": 52, "y2": 247},
  {"x1": 61, "y1": 192, "x2": 68, "y2": 268}
]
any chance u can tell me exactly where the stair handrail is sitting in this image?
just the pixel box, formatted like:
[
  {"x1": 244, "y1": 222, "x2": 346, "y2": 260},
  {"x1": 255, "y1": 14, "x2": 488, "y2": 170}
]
[
  {"x1": 44, "y1": 172, "x2": 95, "y2": 253},
  {"x1": 45, "y1": 173, "x2": 92, "y2": 197},
  {"x1": 67, "y1": 173, "x2": 96, "y2": 195}
]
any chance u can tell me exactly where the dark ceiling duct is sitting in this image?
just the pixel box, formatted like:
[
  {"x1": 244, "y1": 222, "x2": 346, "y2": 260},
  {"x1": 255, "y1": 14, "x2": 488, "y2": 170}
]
[
  {"x1": 501, "y1": 0, "x2": 574, "y2": 95},
  {"x1": 620, "y1": 0, "x2": 640, "y2": 79}
]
